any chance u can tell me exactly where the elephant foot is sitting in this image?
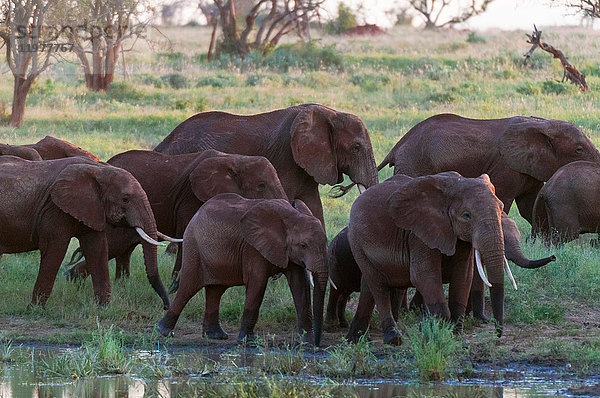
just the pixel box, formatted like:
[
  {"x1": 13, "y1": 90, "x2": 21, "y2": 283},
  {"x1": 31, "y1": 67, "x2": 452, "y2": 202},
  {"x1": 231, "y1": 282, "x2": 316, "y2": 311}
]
[
  {"x1": 346, "y1": 316, "x2": 370, "y2": 343},
  {"x1": 237, "y1": 333, "x2": 260, "y2": 346},
  {"x1": 203, "y1": 325, "x2": 228, "y2": 340},
  {"x1": 382, "y1": 317, "x2": 403, "y2": 346},
  {"x1": 157, "y1": 318, "x2": 174, "y2": 337}
]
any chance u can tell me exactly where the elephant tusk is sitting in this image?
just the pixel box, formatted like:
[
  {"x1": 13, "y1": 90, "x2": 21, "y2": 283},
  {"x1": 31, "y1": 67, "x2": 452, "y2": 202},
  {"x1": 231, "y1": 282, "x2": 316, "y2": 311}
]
[
  {"x1": 157, "y1": 231, "x2": 183, "y2": 243},
  {"x1": 329, "y1": 276, "x2": 338, "y2": 291},
  {"x1": 357, "y1": 184, "x2": 367, "y2": 194},
  {"x1": 136, "y1": 227, "x2": 167, "y2": 246},
  {"x1": 504, "y1": 256, "x2": 518, "y2": 290},
  {"x1": 307, "y1": 270, "x2": 314, "y2": 288},
  {"x1": 475, "y1": 249, "x2": 492, "y2": 288}
]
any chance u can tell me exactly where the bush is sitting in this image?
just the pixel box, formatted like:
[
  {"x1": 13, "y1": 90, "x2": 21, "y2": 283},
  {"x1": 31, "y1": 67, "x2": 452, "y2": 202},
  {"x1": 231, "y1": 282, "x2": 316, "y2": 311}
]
[
  {"x1": 466, "y1": 32, "x2": 486, "y2": 43},
  {"x1": 541, "y1": 80, "x2": 573, "y2": 95},
  {"x1": 106, "y1": 82, "x2": 144, "y2": 102},
  {"x1": 325, "y1": 3, "x2": 357, "y2": 35},
  {"x1": 161, "y1": 73, "x2": 189, "y2": 89},
  {"x1": 196, "y1": 74, "x2": 239, "y2": 88},
  {"x1": 516, "y1": 81, "x2": 541, "y2": 95},
  {"x1": 136, "y1": 73, "x2": 163, "y2": 88},
  {"x1": 263, "y1": 41, "x2": 344, "y2": 72}
]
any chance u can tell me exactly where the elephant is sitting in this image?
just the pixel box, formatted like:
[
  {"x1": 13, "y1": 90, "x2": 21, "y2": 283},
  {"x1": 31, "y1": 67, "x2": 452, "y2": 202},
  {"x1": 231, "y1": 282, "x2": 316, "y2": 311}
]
[
  {"x1": 23, "y1": 136, "x2": 99, "y2": 161},
  {"x1": 158, "y1": 194, "x2": 329, "y2": 346},
  {"x1": 335, "y1": 114, "x2": 600, "y2": 225},
  {"x1": 153, "y1": 104, "x2": 379, "y2": 227},
  {"x1": 345, "y1": 172, "x2": 509, "y2": 345},
  {"x1": 532, "y1": 161, "x2": 600, "y2": 246},
  {"x1": 326, "y1": 213, "x2": 555, "y2": 328},
  {"x1": 64, "y1": 149, "x2": 288, "y2": 286},
  {"x1": 0, "y1": 156, "x2": 170, "y2": 308},
  {"x1": 0, "y1": 143, "x2": 43, "y2": 160}
]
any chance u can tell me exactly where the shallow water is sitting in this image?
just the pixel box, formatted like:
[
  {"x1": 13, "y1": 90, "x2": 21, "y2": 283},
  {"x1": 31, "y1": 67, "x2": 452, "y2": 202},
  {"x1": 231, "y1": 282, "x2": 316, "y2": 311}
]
[{"x1": 0, "y1": 347, "x2": 597, "y2": 397}]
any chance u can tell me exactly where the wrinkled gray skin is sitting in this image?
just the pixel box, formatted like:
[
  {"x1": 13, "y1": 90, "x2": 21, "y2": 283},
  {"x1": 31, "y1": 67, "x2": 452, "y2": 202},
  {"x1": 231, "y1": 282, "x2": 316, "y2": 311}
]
[{"x1": 158, "y1": 194, "x2": 328, "y2": 346}]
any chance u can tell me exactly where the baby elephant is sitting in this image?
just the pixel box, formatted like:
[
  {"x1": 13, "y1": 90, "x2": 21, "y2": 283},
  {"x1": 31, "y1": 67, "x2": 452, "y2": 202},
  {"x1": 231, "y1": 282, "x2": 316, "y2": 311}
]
[
  {"x1": 158, "y1": 194, "x2": 329, "y2": 346},
  {"x1": 532, "y1": 160, "x2": 600, "y2": 246}
]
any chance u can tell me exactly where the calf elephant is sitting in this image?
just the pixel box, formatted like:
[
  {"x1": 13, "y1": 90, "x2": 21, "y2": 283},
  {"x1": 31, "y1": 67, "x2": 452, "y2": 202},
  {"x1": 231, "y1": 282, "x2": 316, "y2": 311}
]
[
  {"x1": 345, "y1": 172, "x2": 510, "y2": 345},
  {"x1": 0, "y1": 156, "x2": 169, "y2": 308},
  {"x1": 336, "y1": 114, "x2": 600, "y2": 225},
  {"x1": 326, "y1": 213, "x2": 555, "y2": 328},
  {"x1": 0, "y1": 143, "x2": 42, "y2": 160},
  {"x1": 64, "y1": 149, "x2": 287, "y2": 286},
  {"x1": 154, "y1": 104, "x2": 379, "y2": 227},
  {"x1": 158, "y1": 195, "x2": 328, "y2": 346},
  {"x1": 24, "y1": 136, "x2": 99, "y2": 161},
  {"x1": 532, "y1": 161, "x2": 600, "y2": 246}
]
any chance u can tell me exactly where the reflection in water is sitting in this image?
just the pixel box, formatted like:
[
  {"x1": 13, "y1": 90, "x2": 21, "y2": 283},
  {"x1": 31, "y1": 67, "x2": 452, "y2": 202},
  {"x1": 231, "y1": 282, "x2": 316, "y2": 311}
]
[{"x1": 0, "y1": 352, "x2": 581, "y2": 398}]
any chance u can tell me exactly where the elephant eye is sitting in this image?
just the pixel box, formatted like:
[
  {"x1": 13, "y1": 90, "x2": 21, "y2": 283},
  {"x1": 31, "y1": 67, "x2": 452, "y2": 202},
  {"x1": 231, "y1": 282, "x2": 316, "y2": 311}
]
[
  {"x1": 122, "y1": 196, "x2": 130, "y2": 204},
  {"x1": 300, "y1": 243, "x2": 308, "y2": 250},
  {"x1": 462, "y1": 211, "x2": 472, "y2": 220},
  {"x1": 576, "y1": 146, "x2": 583, "y2": 154},
  {"x1": 257, "y1": 182, "x2": 266, "y2": 191},
  {"x1": 351, "y1": 144, "x2": 361, "y2": 154}
]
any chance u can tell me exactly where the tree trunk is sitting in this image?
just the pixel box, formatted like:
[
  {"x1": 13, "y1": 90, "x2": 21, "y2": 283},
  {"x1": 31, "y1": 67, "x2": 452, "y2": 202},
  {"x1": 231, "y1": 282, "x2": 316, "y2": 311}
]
[{"x1": 9, "y1": 76, "x2": 34, "y2": 128}]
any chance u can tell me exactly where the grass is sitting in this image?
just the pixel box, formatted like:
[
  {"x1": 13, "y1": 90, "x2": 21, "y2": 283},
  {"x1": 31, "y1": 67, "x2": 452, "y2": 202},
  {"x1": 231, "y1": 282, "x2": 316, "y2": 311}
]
[{"x1": 0, "y1": 23, "x2": 600, "y2": 382}]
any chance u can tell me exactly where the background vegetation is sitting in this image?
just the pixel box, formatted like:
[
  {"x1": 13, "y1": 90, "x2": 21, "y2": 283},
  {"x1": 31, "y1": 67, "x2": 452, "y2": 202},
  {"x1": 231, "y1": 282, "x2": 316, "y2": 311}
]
[{"x1": 1, "y1": 24, "x2": 600, "y2": 380}]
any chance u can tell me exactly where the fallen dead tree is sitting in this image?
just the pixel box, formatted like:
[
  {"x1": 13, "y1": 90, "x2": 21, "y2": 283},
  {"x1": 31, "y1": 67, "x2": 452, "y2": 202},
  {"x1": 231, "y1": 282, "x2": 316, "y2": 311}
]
[{"x1": 523, "y1": 25, "x2": 589, "y2": 92}]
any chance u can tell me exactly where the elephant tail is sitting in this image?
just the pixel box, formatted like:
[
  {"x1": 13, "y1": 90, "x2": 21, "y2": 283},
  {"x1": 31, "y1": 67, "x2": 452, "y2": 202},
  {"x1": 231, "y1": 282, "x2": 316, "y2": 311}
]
[
  {"x1": 329, "y1": 155, "x2": 391, "y2": 198},
  {"x1": 531, "y1": 192, "x2": 550, "y2": 240}
]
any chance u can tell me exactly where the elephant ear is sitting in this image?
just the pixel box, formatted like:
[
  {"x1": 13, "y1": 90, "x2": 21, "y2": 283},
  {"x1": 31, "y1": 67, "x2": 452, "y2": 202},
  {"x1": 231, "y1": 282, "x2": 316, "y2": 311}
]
[
  {"x1": 240, "y1": 200, "x2": 289, "y2": 268},
  {"x1": 387, "y1": 175, "x2": 457, "y2": 256},
  {"x1": 50, "y1": 164, "x2": 105, "y2": 231},
  {"x1": 500, "y1": 122, "x2": 558, "y2": 181},
  {"x1": 292, "y1": 199, "x2": 313, "y2": 216},
  {"x1": 189, "y1": 156, "x2": 240, "y2": 202},
  {"x1": 290, "y1": 106, "x2": 339, "y2": 185}
]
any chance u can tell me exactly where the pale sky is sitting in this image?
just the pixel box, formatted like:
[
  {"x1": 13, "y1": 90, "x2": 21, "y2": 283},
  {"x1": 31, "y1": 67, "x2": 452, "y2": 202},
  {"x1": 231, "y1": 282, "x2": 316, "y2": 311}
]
[{"x1": 165, "y1": 0, "x2": 588, "y2": 30}]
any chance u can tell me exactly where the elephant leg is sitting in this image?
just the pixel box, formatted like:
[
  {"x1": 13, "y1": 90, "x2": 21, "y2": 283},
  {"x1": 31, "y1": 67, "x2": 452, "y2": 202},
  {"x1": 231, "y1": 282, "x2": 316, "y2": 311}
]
[
  {"x1": 448, "y1": 260, "x2": 474, "y2": 334},
  {"x1": 115, "y1": 246, "x2": 135, "y2": 280},
  {"x1": 237, "y1": 274, "x2": 269, "y2": 343},
  {"x1": 172, "y1": 243, "x2": 183, "y2": 280},
  {"x1": 336, "y1": 292, "x2": 351, "y2": 328},
  {"x1": 346, "y1": 277, "x2": 375, "y2": 343},
  {"x1": 410, "y1": 242, "x2": 449, "y2": 320},
  {"x1": 79, "y1": 231, "x2": 111, "y2": 305},
  {"x1": 470, "y1": 268, "x2": 489, "y2": 322},
  {"x1": 326, "y1": 285, "x2": 341, "y2": 325},
  {"x1": 298, "y1": 188, "x2": 325, "y2": 230},
  {"x1": 203, "y1": 285, "x2": 228, "y2": 340},
  {"x1": 32, "y1": 237, "x2": 71, "y2": 306},
  {"x1": 66, "y1": 259, "x2": 91, "y2": 281},
  {"x1": 158, "y1": 248, "x2": 203, "y2": 336},
  {"x1": 284, "y1": 267, "x2": 313, "y2": 344},
  {"x1": 390, "y1": 288, "x2": 401, "y2": 322},
  {"x1": 410, "y1": 290, "x2": 425, "y2": 311},
  {"x1": 515, "y1": 185, "x2": 543, "y2": 226},
  {"x1": 369, "y1": 283, "x2": 402, "y2": 345}
]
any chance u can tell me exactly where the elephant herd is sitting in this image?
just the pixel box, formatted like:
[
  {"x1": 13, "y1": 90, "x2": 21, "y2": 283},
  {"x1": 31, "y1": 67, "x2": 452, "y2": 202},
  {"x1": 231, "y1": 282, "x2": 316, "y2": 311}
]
[{"x1": 1, "y1": 104, "x2": 599, "y2": 348}]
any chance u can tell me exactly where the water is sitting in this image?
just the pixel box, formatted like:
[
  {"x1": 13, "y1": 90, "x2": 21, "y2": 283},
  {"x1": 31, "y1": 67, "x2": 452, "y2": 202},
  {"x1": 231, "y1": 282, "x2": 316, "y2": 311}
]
[{"x1": 0, "y1": 347, "x2": 597, "y2": 397}]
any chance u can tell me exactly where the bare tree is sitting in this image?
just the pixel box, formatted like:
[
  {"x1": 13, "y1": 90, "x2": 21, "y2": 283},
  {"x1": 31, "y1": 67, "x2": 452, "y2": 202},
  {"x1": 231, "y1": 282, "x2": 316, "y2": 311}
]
[
  {"x1": 0, "y1": 0, "x2": 59, "y2": 127},
  {"x1": 408, "y1": 0, "x2": 495, "y2": 29},
  {"x1": 62, "y1": 0, "x2": 153, "y2": 92},
  {"x1": 199, "y1": 0, "x2": 219, "y2": 60},
  {"x1": 561, "y1": 1, "x2": 600, "y2": 17},
  {"x1": 207, "y1": 0, "x2": 325, "y2": 58}
]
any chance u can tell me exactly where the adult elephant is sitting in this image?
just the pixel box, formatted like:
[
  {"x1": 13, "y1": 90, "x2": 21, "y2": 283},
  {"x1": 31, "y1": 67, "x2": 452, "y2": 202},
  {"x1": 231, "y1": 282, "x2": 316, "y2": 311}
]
[
  {"x1": 532, "y1": 161, "x2": 600, "y2": 246},
  {"x1": 154, "y1": 104, "x2": 379, "y2": 226},
  {"x1": 158, "y1": 195, "x2": 328, "y2": 346},
  {"x1": 24, "y1": 136, "x2": 99, "y2": 161},
  {"x1": 0, "y1": 156, "x2": 170, "y2": 308},
  {"x1": 337, "y1": 114, "x2": 600, "y2": 225},
  {"x1": 326, "y1": 213, "x2": 555, "y2": 328},
  {"x1": 345, "y1": 172, "x2": 509, "y2": 345},
  {"x1": 65, "y1": 149, "x2": 287, "y2": 285}
]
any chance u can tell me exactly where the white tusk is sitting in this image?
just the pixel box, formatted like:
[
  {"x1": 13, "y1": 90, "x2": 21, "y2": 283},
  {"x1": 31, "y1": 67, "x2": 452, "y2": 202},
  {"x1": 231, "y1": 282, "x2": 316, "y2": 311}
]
[
  {"x1": 357, "y1": 184, "x2": 367, "y2": 194},
  {"x1": 504, "y1": 256, "x2": 518, "y2": 290},
  {"x1": 475, "y1": 249, "x2": 492, "y2": 287},
  {"x1": 157, "y1": 231, "x2": 183, "y2": 243},
  {"x1": 136, "y1": 227, "x2": 167, "y2": 246},
  {"x1": 308, "y1": 270, "x2": 314, "y2": 288},
  {"x1": 329, "y1": 276, "x2": 338, "y2": 291}
]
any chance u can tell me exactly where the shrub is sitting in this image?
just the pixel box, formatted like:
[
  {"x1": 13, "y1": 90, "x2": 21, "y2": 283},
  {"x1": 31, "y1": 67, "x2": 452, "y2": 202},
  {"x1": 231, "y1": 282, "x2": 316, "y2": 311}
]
[
  {"x1": 263, "y1": 41, "x2": 344, "y2": 71},
  {"x1": 325, "y1": 3, "x2": 357, "y2": 35},
  {"x1": 516, "y1": 82, "x2": 541, "y2": 95},
  {"x1": 136, "y1": 73, "x2": 163, "y2": 88},
  {"x1": 196, "y1": 74, "x2": 239, "y2": 88},
  {"x1": 106, "y1": 82, "x2": 144, "y2": 102},
  {"x1": 161, "y1": 73, "x2": 189, "y2": 89},
  {"x1": 541, "y1": 80, "x2": 573, "y2": 95},
  {"x1": 466, "y1": 32, "x2": 486, "y2": 43}
]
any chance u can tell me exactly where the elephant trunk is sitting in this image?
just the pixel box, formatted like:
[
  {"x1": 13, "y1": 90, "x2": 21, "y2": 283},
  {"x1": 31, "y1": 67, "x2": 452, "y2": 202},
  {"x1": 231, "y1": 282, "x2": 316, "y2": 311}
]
[
  {"x1": 312, "y1": 270, "x2": 328, "y2": 347},
  {"x1": 474, "y1": 221, "x2": 506, "y2": 336},
  {"x1": 505, "y1": 240, "x2": 556, "y2": 269},
  {"x1": 138, "y1": 199, "x2": 170, "y2": 310}
]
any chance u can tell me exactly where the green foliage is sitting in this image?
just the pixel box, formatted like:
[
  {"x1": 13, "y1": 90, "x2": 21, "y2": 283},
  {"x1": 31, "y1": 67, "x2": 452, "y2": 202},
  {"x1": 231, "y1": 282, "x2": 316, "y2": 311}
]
[
  {"x1": 136, "y1": 73, "x2": 164, "y2": 88},
  {"x1": 466, "y1": 32, "x2": 486, "y2": 43},
  {"x1": 263, "y1": 41, "x2": 344, "y2": 71},
  {"x1": 408, "y1": 317, "x2": 465, "y2": 381},
  {"x1": 161, "y1": 73, "x2": 190, "y2": 89},
  {"x1": 196, "y1": 74, "x2": 240, "y2": 88},
  {"x1": 106, "y1": 82, "x2": 144, "y2": 102},
  {"x1": 516, "y1": 81, "x2": 542, "y2": 95},
  {"x1": 318, "y1": 335, "x2": 378, "y2": 378},
  {"x1": 325, "y1": 3, "x2": 358, "y2": 35}
]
